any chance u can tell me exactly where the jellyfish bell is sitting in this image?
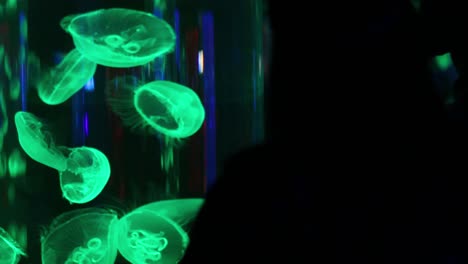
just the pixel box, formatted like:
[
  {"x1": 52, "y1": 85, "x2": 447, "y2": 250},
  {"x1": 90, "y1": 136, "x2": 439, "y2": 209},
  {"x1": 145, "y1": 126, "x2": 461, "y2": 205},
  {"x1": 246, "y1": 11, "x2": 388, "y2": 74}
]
[
  {"x1": 136, "y1": 198, "x2": 204, "y2": 231},
  {"x1": 62, "y1": 8, "x2": 176, "y2": 68},
  {"x1": 116, "y1": 199, "x2": 204, "y2": 264},
  {"x1": 107, "y1": 79, "x2": 205, "y2": 139},
  {"x1": 59, "y1": 13, "x2": 79, "y2": 33},
  {"x1": 14, "y1": 111, "x2": 68, "y2": 171},
  {"x1": 41, "y1": 208, "x2": 119, "y2": 264},
  {"x1": 117, "y1": 213, "x2": 186, "y2": 264},
  {"x1": 37, "y1": 49, "x2": 97, "y2": 105},
  {"x1": 0, "y1": 227, "x2": 26, "y2": 264},
  {"x1": 135, "y1": 80, "x2": 206, "y2": 170},
  {"x1": 106, "y1": 78, "x2": 205, "y2": 172},
  {"x1": 59, "y1": 146, "x2": 111, "y2": 204},
  {"x1": 135, "y1": 81, "x2": 206, "y2": 139}
]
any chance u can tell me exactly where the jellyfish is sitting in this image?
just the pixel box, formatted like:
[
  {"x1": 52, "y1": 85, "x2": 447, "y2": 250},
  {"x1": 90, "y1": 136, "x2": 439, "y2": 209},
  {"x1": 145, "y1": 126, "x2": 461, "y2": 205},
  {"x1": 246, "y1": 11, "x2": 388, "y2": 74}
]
[
  {"x1": 106, "y1": 77, "x2": 205, "y2": 172},
  {"x1": 41, "y1": 208, "x2": 119, "y2": 264},
  {"x1": 59, "y1": 13, "x2": 77, "y2": 33},
  {"x1": 8, "y1": 77, "x2": 20, "y2": 101},
  {"x1": 60, "y1": 8, "x2": 176, "y2": 68},
  {"x1": 37, "y1": 49, "x2": 97, "y2": 105},
  {"x1": 59, "y1": 146, "x2": 111, "y2": 204},
  {"x1": 0, "y1": 227, "x2": 26, "y2": 264},
  {"x1": 3, "y1": 54, "x2": 11, "y2": 81},
  {"x1": 116, "y1": 198, "x2": 204, "y2": 264},
  {"x1": 136, "y1": 198, "x2": 204, "y2": 231},
  {"x1": 14, "y1": 111, "x2": 68, "y2": 171},
  {"x1": 8, "y1": 148, "x2": 26, "y2": 178}
]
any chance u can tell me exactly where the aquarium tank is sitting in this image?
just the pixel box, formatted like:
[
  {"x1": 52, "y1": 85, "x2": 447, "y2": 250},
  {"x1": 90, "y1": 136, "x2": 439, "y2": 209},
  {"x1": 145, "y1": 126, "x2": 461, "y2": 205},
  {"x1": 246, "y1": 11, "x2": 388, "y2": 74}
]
[{"x1": 0, "y1": 0, "x2": 268, "y2": 263}]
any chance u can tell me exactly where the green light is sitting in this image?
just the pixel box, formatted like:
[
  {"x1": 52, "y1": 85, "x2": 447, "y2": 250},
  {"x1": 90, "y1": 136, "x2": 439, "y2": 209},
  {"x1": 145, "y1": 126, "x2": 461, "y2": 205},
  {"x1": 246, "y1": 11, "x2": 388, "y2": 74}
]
[
  {"x1": 7, "y1": 148, "x2": 26, "y2": 178},
  {"x1": 435, "y1": 53, "x2": 453, "y2": 71}
]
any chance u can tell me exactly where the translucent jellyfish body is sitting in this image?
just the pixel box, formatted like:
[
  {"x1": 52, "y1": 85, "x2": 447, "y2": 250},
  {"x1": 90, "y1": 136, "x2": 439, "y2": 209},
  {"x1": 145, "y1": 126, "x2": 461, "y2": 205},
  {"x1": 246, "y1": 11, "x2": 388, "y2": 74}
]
[
  {"x1": 60, "y1": 146, "x2": 111, "y2": 204},
  {"x1": 61, "y1": 8, "x2": 176, "y2": 68},
  {"x1": 8, "y1": 148, "x2": 27, "y2": 178},
  {"x1": 14, "y1": 111, "x2": 67, "y2": 171},
  {"x1": 41, "y1": 208, "x2": 119, "y2": 264},
  {"x1": 107, "y1": 79, "x2": 205, "y2": 139},
  {"x1": 37, "y1": 49, "x2": 97, "y2": 105},
  {"x1": 0, "y1": 227, "x2": 26, "y2": 264},
  {"x1": 116, "y1": 198, "x2": 204, "y2": 264},
  {"x1": 107, "y1": 78, "x2": 205, "y2": 171}
]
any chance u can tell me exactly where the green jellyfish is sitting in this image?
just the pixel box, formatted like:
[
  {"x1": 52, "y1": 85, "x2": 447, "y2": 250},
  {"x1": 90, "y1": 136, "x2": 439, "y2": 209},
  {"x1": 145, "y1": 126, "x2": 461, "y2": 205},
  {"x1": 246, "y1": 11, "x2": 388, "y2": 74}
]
[
  {"x1": 106, "y1": 77, "x2": 205, "y2": 171},
  {"x1": 8, "y1": 148, "x2": 27, "y2": 178},
  {"x1": 41, "y1": 208, "x2": 119, "y2": 264},
  {"x1": 37, "y1": 49, "x2": 97, "y2": 105},
  {"x1": 14, "y1": 111, "x2": 68, "y2": 171},
  {"x1": 3, "y1": 54, "x2": 11, "y2": 81},
  {"x1": 60, "y1": 8, "x2": 176, "y2": 68},
  {"x1": 116, "y1": 198, "x2": 204, "y2": 264},
  {"x1": 0, "y1": 227, "x2": 26, "y2": 264},
  {"x1": 60, "y1": 146, "x2": 111, "y2": 204},
  {"x1": 8, "y1": 77, "x2": 20, "y2": 101}
]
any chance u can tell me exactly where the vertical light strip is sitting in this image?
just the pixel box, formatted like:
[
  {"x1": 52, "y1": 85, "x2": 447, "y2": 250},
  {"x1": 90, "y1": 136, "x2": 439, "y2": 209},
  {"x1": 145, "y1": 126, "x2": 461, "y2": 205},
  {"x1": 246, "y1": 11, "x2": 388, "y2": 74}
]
[
  {"x1": 19, "y1": 12, "x2": 27, "y2": 110},
  {"x1": 174, "y1": 9, "x2": 180, "y2": 71},
  {"x1": 201, "y1": 12, "x2": 216, "y2": 190}
]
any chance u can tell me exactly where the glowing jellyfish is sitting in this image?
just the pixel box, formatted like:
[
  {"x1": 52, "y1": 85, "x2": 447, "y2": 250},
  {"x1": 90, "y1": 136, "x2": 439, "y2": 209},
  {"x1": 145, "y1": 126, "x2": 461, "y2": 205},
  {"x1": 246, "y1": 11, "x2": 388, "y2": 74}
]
[
  {"x1": 9, "y1": 77, "x2": 20, "y2": 101},
  {"x1": 106, "y1": 77, "x2": 205, "y2": 171},
  {"x1": 37, "y1": 49, "x2": 97, "y2": 105},
  {"x1": 116, "y1": 198, "x2": 204, "y2": 264},
  {"x1": 3, "y1": 54, "x2": 11, "y2": 81},
  {"x1": 59, "y1": 146, "x2": 111, "y2": 204},
  {"x1": 41, "y1": 208, "x2": 119, "y2": 264},
  {"x1": 14, "y1": 111, "x2": 68, "y2": 171},
  {"x1": 0, "y1": 227, "x2": 26, "y2": 264},
  {"x1": 60, "y1": 8, "x2": 176, "y2": 68},
  {"x1": 8, "y1": 148, "x2": 26, "y2": 178}
]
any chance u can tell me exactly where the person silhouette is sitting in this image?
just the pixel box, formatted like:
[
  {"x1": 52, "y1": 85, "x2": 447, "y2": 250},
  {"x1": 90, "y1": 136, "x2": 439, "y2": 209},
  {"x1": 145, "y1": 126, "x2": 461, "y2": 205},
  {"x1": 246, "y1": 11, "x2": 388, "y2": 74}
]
[{"x1": 180, "y1": 0, "x2": 468, "y2": 263}]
